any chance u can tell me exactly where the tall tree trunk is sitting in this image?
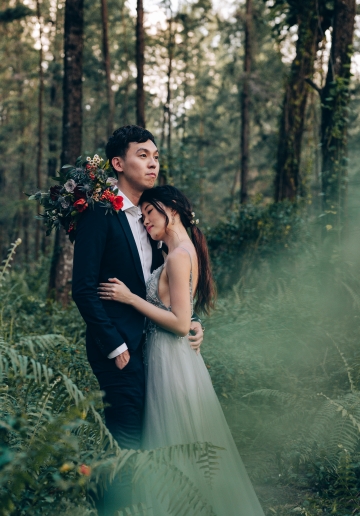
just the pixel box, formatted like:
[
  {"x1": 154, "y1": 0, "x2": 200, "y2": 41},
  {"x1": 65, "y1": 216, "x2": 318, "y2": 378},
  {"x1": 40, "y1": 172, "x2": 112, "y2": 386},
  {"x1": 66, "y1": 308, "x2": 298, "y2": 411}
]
[
  {"x1": 48, "y1": 70, "x2": 60, "y2": 180},
  {"x1": 274, "y1": 0, "x2": 327, "y2": 201},
  {"x1": 18, "y1": 94, "x2": 29, "y2": 264},
  {"x1": 135, "y1": 0, "x2": 145, "y2": 127},
  {"x1": 121, "y1": 0, "x2": 130, "y2": 124},
  {"x1": 240, "y1": 0, "x2": 252, "y2": 204},
  {"x1": 321, "y1": 0, "x2": 356, "y2": 233},
  {"x1": 48, "y1": 0, "x2": 62, "y2": 181},
  {"x1": 166, "y1": 14, "x2": 174, "y2": 179},
  {"x1": 159, "y1": 13, "x2": 174, "y2": 186},
  {"x1": 48, "y1": 0, "x2": 84, "y2": 305},
  {"x1": 199, "y1": 115, "x2": 205, "y2": 212},
  {"x1": 101, "y1": 0, "x2": 114, "y2": 137},
  {"x1": 35, "y1": 0, "x2": 44, "y2": 260}
]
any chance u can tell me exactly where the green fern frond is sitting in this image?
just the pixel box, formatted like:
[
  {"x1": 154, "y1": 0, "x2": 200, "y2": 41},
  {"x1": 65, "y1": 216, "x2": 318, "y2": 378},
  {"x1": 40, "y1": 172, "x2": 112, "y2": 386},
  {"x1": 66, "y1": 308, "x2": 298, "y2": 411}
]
[
  {"x1": 117, "y1": 503, "x2": 149, "y2": 516},
  {"x1": 317, "y1": 393, "x2": 360, "y2": 434},
  {"x1": 18, "y1": 334, "x2": 68, "y2": 355},
  {"x1": 0, "y1": 239, "x2": 21, "y2": 288},
  {"x1": 243, "y1": 388, "x2": 302, "y2": 404},
  {"x1": 327, "y1": 334, "x2": 356, "y2": 392}
]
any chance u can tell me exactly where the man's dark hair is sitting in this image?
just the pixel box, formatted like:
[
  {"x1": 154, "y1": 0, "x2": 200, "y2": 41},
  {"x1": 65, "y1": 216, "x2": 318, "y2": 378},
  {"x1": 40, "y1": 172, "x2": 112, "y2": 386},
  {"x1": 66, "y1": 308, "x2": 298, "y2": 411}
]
[{"x1": 105, "y1": 125, "x2": 157, "y2": 168}]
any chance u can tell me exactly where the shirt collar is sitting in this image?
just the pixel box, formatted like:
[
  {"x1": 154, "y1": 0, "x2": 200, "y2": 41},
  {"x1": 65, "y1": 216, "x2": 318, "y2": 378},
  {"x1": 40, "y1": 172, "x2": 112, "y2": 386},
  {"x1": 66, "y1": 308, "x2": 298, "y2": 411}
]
[{"x1": 116, "y1": 188, "x2": 142, "y2": 218}]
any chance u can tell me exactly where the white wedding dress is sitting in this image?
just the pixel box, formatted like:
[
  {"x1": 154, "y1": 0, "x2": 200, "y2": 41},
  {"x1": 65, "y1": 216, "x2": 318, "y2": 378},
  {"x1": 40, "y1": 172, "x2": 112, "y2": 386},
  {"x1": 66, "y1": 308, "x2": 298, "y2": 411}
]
[{"x1": 140, "y1": 251, "x2": 265, "y2": 516}]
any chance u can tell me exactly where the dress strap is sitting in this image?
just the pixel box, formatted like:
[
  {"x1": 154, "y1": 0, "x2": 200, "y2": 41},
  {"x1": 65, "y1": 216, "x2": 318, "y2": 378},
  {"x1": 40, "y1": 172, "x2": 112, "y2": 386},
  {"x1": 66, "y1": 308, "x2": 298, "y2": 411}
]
[{"x1": 178, "y1": 246, "x2": 193, "y2": 315}]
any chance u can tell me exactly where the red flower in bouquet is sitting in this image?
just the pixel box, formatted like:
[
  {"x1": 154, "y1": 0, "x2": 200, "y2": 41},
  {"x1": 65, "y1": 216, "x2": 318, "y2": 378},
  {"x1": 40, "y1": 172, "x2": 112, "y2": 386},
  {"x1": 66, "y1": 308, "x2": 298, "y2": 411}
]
[
  {"x1": 101, "y1": 190, "x2": 115, "y2": 203},
  {"x1": 112, "y1": 195, "x2": 124, "y2": 211},
  {"x1": 74, "y1": 198, "x2": 88, "y2": 212},
  {"x1": 101, "y1": 190, "x2": 123, "y2": 212}
]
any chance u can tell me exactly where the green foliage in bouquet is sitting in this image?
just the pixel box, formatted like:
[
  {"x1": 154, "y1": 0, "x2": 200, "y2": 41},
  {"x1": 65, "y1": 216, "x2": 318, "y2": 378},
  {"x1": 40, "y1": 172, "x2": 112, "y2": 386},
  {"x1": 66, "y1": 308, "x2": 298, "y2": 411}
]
[{"x1": 28, "y1": 155, "x2": 123, "y2": 242}]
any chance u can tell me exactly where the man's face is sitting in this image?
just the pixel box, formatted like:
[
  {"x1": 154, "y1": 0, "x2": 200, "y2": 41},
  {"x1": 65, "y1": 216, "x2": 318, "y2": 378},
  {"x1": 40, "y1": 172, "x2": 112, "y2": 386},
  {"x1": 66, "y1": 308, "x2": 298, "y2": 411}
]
[{"x1": 111, "y1": 140, "x2": 159, "y2": 192}]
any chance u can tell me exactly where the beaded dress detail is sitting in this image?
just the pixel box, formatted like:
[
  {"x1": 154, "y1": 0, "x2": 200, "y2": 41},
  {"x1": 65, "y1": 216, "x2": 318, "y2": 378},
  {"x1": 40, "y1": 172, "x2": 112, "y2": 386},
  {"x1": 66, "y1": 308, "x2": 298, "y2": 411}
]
[
  {"x1": 141, "y1": 249, "x2": 265, "y2": 516},
  {"x1": 145, "y1": 259, "x2": 193, "y2": 335}
]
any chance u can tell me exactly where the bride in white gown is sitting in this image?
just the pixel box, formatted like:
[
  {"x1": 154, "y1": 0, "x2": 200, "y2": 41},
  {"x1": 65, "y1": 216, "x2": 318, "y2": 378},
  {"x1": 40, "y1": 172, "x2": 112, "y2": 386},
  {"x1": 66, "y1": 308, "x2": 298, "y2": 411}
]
[{"x1": 99, "y1": 185, "x2": 265, "y2": 516}]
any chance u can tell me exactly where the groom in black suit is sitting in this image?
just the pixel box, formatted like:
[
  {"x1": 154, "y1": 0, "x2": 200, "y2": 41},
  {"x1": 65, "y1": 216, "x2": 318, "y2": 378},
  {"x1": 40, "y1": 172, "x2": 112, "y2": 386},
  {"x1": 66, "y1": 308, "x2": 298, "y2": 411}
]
[{"x1": 72, "y1": 125, "x2": 203, "y2": 513}]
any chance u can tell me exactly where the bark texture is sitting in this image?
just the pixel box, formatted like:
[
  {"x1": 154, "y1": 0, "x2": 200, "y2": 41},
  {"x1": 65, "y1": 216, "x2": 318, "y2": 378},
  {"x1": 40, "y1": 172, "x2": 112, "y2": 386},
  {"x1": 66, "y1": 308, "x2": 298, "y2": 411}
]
[
  {"x1": 159, "y1": 12, "x2": 174, "y2": 185},
  {"x1": 321, "y1": 0, "x2": 356, "y2": 228},
  {"x1": 136, "y1": 0, "x2": 145, "y2": 128},
  {"x1": 35, "y1": 0, "x2": 44, "y2": 259},
  {"x1": 48, "y1": 0, "x2": 84, "y2": 305},
  {"x1": 240, "y1": 0, "x2": 252, "y2": 204},
  {"x1": 274, "y1": 0, "x2": 329, "y2": 201},
  {"x1": 101, "y1": 0, "x2": 114, "y2": 137}
]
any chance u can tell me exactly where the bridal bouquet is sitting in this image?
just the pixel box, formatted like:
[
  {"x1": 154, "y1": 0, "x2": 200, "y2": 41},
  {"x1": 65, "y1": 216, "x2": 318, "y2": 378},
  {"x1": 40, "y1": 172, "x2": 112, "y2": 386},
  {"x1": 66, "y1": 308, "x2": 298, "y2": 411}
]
[{"x1": 30, "y1": 154, "x2": 123, "y2": 242}]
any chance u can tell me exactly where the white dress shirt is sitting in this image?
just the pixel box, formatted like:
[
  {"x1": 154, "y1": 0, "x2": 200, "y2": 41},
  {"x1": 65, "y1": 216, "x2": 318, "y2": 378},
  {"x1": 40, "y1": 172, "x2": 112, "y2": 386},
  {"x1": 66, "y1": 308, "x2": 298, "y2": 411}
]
[{"x1": 108, "y1": 189, "x2": 153, "y2": 359}]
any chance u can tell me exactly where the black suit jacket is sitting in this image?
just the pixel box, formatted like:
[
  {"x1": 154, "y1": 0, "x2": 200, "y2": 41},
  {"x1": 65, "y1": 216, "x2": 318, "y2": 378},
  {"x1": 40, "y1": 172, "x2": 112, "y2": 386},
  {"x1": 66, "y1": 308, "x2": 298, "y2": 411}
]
[{"x1": 72, "y1": 203, "x2": 164, "y2": 365}]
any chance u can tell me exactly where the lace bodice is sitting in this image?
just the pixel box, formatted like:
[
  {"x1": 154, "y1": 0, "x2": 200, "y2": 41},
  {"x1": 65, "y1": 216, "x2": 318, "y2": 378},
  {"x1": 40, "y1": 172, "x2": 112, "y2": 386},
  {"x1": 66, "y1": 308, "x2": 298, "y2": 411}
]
[{"x1": 145, "y1": 248, "x2": 194, "y2": 334}]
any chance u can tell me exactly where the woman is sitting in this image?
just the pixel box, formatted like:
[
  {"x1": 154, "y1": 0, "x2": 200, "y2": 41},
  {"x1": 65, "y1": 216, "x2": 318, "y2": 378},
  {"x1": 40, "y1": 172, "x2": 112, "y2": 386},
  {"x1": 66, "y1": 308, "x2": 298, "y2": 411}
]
[{"x1": 99, "y1": 185, "x2": 265, "y2": 516}]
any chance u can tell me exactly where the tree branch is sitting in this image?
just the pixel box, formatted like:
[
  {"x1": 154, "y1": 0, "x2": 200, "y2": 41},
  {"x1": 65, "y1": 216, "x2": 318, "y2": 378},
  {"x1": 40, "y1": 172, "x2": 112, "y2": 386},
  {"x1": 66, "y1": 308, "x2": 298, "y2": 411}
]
[{"x1": 305, "y1": 78, "x2": 322, "y2": 96}]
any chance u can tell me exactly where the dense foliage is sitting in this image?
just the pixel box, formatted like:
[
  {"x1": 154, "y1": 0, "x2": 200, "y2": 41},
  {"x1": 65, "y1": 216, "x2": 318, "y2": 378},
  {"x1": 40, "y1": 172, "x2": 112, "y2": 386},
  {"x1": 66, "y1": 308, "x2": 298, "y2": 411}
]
[
  {"x1": 0, "y1": 242, "x2": 222, "y2": 516},
  {"x1": 2, "y1": 210, "x2": 360, "y2": 514}
]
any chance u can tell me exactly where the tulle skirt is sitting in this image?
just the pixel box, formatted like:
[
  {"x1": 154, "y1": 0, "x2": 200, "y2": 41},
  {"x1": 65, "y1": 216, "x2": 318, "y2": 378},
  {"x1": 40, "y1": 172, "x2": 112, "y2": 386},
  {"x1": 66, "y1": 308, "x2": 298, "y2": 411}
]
[{"x1": 139, "y1": 328, "x2": 265, "y2": 516}]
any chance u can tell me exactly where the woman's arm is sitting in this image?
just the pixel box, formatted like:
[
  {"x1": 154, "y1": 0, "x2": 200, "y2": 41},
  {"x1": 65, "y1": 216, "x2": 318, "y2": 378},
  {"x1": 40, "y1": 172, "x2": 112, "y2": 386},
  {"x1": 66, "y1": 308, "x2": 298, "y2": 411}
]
[{"x1": 98, "y1": 248, "x2": 192, "y2": 337}]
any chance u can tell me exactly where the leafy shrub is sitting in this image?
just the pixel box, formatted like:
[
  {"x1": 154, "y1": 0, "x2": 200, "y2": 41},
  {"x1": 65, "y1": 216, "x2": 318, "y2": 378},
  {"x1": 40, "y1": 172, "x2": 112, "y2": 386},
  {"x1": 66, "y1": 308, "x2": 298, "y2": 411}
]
[{"x1": 206, "y1": 200, "x2": 311, "y2": 290}]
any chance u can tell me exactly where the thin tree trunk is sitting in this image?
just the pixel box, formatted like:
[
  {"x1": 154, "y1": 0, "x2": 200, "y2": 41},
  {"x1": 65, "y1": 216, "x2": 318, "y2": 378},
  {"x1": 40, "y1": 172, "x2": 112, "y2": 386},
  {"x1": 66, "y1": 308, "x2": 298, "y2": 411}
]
[
  {"x1": 274, "y1": 0, "x2": 329, "y2": 201},
  {"x1": 240, "y1": 0, "x2": 252, "y2": 204},
  {"x1": 135, "y1": 0, "x2": 145, "y2": 127},
  {"x1": 101, "y1": 0, "x2": 114, "y2": 136},
  {"x1": 230, "y1": 168, "x2": 241, "y2": 199},
  {"x1": 17, "y1": 93, "x2": 28, "y2": 263},
  {"x1": 166, "y1": 14, "x2": 174, "y2": 178},
  {"x1": 181, "y1": 16, "x2": 189, "y2": 145},
  {"x1": 35, "y1": 0, "x2": 44, "y2": 260},
  {"x1": 48, "y1": 73, "x2": 59, "y2": 180},
  {"x1": 48, "y1": 0, "x2": 84, "y2": 305},
  {"x1": 199, "y1": 116, "x2": 205, "y2": 212},
  {"x1": 121, "y1": 0, "x2": 130, "y2": 124},
  {"x1": 48, "y1": 0, "x2": 62, "y2": 181},
  {"x1": 159, "y1": 12, "x2": 174, "y2": 186},
  {"x1": 321, "y1": 0, "x2": 356, "y2": 234}
]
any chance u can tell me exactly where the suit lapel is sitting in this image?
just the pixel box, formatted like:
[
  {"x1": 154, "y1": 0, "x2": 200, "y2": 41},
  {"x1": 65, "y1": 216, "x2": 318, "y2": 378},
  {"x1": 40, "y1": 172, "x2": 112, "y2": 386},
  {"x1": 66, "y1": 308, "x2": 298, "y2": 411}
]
[{"x1": 117, "y1": 210, "x2": 145, "y2": 284}]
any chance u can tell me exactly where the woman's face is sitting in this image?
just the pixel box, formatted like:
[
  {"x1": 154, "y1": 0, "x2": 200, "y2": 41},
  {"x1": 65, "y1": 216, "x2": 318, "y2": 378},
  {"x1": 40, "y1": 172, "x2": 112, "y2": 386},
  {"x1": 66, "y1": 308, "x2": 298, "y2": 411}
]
[{"x1": 141, "y1": 202, "x2": 171, "y2": 241}]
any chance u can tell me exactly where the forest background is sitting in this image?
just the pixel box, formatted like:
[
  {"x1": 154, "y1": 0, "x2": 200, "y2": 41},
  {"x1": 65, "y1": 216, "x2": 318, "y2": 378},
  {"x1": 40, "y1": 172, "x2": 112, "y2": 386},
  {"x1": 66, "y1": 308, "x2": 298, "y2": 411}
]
[{"x1": 2, "y1": 0, "x2": 360, "y2": 514}]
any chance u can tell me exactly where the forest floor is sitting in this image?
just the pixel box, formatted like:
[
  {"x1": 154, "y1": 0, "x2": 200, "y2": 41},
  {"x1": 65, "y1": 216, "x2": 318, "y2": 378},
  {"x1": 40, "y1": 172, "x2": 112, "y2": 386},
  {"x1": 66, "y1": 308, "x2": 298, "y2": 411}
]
[{"x1": 247, "y1": 452, "x2": 310, "y2": 515}]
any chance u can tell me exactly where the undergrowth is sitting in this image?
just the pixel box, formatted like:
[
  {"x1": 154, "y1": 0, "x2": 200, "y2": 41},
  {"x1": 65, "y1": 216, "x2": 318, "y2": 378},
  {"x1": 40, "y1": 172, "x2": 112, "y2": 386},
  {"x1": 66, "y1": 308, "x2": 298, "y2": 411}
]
[
  {"x1": 3, "y1": 217, "x2": 360, "y2": 514},
  {"x1": 202, "y1": 233, "x2": 360, "y2": 514},
  {"x1": 0, "y1": 241, "x2": 220, "y2": 516}
]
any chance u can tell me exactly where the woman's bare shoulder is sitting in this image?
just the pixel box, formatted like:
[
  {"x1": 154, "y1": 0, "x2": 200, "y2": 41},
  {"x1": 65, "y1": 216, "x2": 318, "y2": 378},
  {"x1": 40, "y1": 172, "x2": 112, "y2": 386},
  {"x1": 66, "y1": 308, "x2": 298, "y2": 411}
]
[{"x1": 167, "y1": 243, "x2": 196, "y2": 263}]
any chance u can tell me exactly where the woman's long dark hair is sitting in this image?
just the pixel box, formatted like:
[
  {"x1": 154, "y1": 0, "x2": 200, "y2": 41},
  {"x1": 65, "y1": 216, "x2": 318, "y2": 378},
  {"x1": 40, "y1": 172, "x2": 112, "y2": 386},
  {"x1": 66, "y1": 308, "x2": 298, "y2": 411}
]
[{"x1": 139, "y1": 185, "x2": 216, "y2": 314}]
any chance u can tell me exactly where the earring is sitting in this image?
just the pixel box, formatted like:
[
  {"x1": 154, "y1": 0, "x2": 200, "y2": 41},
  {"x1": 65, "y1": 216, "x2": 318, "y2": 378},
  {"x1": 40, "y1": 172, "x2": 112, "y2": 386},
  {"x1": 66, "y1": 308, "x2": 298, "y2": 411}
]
[{"x1": 171, "y1": 215, "x2": 175, "y2": 225}]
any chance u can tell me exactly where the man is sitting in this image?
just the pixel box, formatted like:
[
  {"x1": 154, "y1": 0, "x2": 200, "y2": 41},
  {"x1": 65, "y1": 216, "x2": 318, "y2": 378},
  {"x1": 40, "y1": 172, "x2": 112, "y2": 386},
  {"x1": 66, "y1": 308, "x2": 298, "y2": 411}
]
[{"x1": 72, "y1": 125, "x2": 203, "y2": 513}]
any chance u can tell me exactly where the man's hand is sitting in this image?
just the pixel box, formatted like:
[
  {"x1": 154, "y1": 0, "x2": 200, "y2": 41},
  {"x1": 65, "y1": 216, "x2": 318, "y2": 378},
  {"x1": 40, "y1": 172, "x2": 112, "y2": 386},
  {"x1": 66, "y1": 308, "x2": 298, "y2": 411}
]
[
  {"x1": 189, "y1": 321, "x2": 203, "y2": 355},
  {"x1": 115, "y1": 350, "x2": 130, "y2": 370}
]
